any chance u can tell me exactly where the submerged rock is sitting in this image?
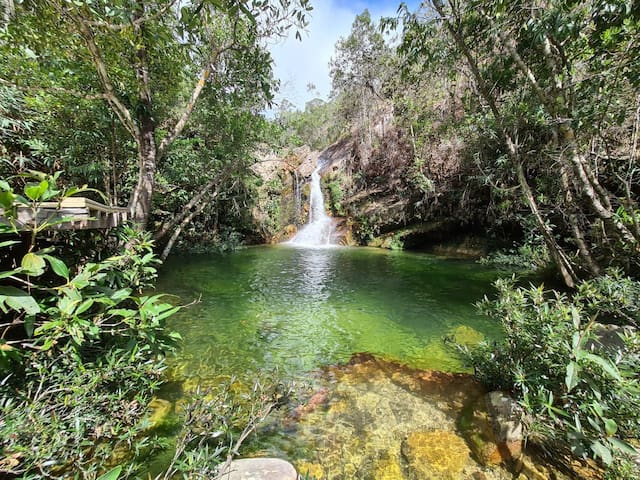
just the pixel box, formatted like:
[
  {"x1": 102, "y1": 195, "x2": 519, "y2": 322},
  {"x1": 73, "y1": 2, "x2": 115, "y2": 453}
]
[
  {"x1": 461, "y1": 391, "x2": 523, "y2": 466},
  {"x1": 290, "y1": 353, "x2": 513, "y2": 480},
  {"x1": 372, "y1": 451, "x2": 404, "y2": 480},
  {"x1": 217, "y1": 458, "x2": 297, "y2": 480},
  {"x1": 401, "y1": 430, "x2": 470, "y2": 479},
  {"x1": 449, "y1": 325, "x2": 485, "y2": 346},
  {"x1": 146, "y1": 398, "x2": 172, "y2": 429}
]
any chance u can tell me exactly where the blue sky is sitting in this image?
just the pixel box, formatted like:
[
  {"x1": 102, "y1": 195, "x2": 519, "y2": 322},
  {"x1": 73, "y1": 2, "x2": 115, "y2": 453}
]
[{"x1": 269, "y1": 0, "x2": 421, "y2": 112}]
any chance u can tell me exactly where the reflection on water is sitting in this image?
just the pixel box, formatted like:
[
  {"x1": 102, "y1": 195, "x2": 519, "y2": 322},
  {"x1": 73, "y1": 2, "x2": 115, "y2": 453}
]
[
  {"x1": 299, "y1": 248, "x2": 334, "y2": 299},
  {"x1": 152, "y1": 247, "x2": 547, "y2": 480},
  {"x1": 157, "y1": 245, "x2": 502, "y2": 382}
]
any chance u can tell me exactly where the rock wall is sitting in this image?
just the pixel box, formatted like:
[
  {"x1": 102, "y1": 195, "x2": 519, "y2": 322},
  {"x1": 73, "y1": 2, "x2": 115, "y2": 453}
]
[{"x1": 254, "y1": 111, "x2": 498, "y2": 252}]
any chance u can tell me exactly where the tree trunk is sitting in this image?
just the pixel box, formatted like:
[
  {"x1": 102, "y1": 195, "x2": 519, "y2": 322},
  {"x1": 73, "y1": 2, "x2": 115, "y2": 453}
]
[
  {"x1": 160, "y1": 189, "x2": 221, "y2": 261},
  {"x1": 154, "y1": 173, "x2": 225, "y2": 242},
  {"x1": 431, "y1": 0, "x2": 577, "y2": 287},
  {"x1": 128, "y1": 3, "x2": 157, "y2": 229}
]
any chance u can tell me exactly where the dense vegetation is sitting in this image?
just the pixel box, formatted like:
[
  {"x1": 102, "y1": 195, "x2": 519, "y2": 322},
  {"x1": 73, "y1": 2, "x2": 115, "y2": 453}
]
[
  {"x1": 274, "y1": 1, "x2": 640, "y2": 477},
  {"x1": 1, "y1": 0, "x2": 639, "y2": 478}
]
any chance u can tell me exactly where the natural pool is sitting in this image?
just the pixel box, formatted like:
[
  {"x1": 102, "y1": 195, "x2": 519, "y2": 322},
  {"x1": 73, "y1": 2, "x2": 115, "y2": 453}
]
[
  {"x1": 154, "y1": 245, "x2": 515, "y2": 479},
  {"x1": 158, "y1": 245, "x2": 502, "y2": 378}
]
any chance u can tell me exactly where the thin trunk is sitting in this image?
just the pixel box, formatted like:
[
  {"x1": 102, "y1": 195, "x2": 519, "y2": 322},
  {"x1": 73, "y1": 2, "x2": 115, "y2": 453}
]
[
  {"x1": 160, "y1": 189, "x2": 221, "y2": 261},
  {"x1": 129, "y1": 3, "x2": 157, "y2": 228},
  {"x1": 432, "y1": 0, "x2": 577, "y2": 286},
  {"x1": 511, "y1": 144, "x2": 577, "y2": 287},
  {"x1": 560, "y1": 161, "x2": 601, "y2": 276},
  {"x1": 154, "y1": 172, "x2": 227, "y2": 242}
]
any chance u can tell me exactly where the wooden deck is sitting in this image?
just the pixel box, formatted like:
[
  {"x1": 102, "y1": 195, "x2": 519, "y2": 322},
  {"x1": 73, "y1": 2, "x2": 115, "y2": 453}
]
[{"x1": 0, "y1": 197, "x2": 129, "y2": 231}]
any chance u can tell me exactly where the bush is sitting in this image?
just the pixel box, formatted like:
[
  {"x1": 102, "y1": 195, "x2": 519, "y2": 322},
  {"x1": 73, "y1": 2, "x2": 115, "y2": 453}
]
[
  {"x1": 0, "y1": 173, "x2": 181, "y2": 477},
  {"x1": 461, "y1": 273, "x2": 640, "y2": 477}
]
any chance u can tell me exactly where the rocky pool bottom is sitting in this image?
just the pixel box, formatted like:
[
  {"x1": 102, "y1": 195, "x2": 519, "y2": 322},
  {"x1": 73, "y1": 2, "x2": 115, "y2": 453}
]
[{"x1": 149, "y1": 353, "x2": 598, "y2": 480}]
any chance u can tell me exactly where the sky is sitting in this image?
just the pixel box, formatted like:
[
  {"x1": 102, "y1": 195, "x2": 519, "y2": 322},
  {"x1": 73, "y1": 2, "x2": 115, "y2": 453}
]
[{"x1": 268, "y1": 0, "x2": 421, "y2": 113}]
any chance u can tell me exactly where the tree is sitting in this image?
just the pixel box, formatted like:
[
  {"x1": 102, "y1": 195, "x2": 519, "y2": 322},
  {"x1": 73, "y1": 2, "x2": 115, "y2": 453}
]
[
  {"x1": 1, "y1": 0, "x2": 311, "y2": 229},
  {"x1": 329, "y1": 9, "x2": 394, "y2": 145},
  {"x1": 397, "y1": 0, "x2": 640, "y2": 284}
]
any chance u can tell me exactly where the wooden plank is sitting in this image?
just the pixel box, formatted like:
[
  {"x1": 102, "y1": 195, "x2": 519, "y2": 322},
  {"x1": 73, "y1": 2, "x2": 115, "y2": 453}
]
[{"x1": 0, "y1": 197, "x2": 129, "y2": 231}]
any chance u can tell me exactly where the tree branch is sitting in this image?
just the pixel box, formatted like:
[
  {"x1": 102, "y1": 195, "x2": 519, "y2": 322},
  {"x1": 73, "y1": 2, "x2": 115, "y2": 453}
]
[
  {"x1": 66, "y1": 8, "x2": 140, "y2": 141},
  {"x1": 86, "y1": 0, "x2": 177, "y2": 31},
  {"x1": 0, "y1": 79, "x2": 108, "y2": 101}
]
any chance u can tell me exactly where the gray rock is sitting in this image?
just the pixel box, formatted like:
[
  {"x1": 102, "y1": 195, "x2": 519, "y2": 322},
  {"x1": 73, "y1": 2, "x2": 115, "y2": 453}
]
[
  {"x1": 217, "y1": 458, "x2": 298, "y2": 480},
  {"x1": 486, "y1": 391, "x2": 523, "y2": 444}
]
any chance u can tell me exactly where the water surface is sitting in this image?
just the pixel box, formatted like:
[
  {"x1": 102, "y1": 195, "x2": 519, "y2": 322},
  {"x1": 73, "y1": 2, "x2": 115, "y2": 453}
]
[
  {"x1": 153, "y1": 245, "x2": 514, "y2": 479},
  {"x1": 157, "y1": 245, "x2": 502, "y2": 381}
]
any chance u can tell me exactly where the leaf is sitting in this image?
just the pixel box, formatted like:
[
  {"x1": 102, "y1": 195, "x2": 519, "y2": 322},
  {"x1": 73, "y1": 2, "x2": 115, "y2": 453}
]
[
  {"x1": 0, "y1": 286, "x2": 41, "y2": 315},
  {"x1": 0, "y1": 268, "x2": 21, "y2": 280},
  {"x1": 24, "y1": 180, "x2": 49, "y2": 201},
  {"x1": 22, "y1": 252, "x2": 46, "y2": 276},
  {"x1": 576, "y1": 350, "x2": 622, "y2": 381},
  {"x1": 609, "y1": 437, "x2": 639, "y2": 456},
  {"x1": 565, "y1": 361, "x2": 580, "y2": 392},
  {"x1": 43, "y1": 254, "x2": 69, "y2": 280},
  {"x1": 0, "y1": 190, "x2": 15, "y2": 209},
  {"x1": 590, "y1": 440, "x2": 613, "y2": 465},
  {"x1": 97, "y1": 465, "x2": 122, "y2": 480},
  {"x1": 604, "y1": 418, "x2": 617, "y2": 436},
  {"x1": 0, "y1": 240, "x2": 20, "y2": 248}
]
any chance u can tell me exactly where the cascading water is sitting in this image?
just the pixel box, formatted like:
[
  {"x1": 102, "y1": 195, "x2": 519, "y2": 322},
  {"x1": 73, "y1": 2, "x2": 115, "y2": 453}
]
[{"x1": 289, "y1": 159, "x2": 335, "y2": 246}]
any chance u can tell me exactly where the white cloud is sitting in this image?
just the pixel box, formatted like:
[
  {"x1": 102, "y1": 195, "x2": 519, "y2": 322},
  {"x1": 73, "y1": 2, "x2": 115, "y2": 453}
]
[{"x1": 268, "y1": 0, "x2": 405, "y2": 113}]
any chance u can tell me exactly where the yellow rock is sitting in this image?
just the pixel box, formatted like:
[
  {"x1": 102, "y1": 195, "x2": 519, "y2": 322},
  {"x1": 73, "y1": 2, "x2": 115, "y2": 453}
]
[
  {"x1": 450, "y1": 325, "x2": 485, "y2": 346},
  {"x1": 297, "y1": 461, "x2": 324, "y2": 479},
  {"x1": 146, "y1": 398, "x2": 172, "y2": 429},
  {"x1": 373, "y1": 452, "x2": 404, "y2": 480},
  {"x1": 402, "y1": 430, "x2": 470, "y2": 480}
]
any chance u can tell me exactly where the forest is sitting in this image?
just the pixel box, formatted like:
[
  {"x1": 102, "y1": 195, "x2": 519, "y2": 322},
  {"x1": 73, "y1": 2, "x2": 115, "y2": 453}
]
[{"x1": 1, "y1": 0, "x2": 639, "y2": 479}]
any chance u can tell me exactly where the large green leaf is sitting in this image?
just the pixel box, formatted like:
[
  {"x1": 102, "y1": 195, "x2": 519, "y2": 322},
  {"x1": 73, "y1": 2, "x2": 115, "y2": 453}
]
[
  {"x1": 576, "y1": 350, "x2": 622, "y2": 381},
  {"x1": 24, "y1": 180, "x2": 49, "y2": 201},
  {"x1": 97, "y1": 466, "x2": 122, "y2": 480},
  {"x1": 43, "y1": 254, "x2": 69, "y2": 280},
  {"x1": 0, "y1": 286, "x2": 41, "y2": 315},
  {"x1": 565, "y1": 361, "x2": 580, "y2": 392}
]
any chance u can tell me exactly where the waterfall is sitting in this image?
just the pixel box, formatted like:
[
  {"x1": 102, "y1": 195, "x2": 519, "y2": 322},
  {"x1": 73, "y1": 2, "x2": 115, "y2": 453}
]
[{"x1": 289, "y1": 159, "x2": 335, "y2": 246}]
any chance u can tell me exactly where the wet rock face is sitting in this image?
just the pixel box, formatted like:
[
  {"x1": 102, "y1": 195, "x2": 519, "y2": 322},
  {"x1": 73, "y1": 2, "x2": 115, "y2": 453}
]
[{"x1": 461, "y1": 391, "x2": 524, "y2": 466}]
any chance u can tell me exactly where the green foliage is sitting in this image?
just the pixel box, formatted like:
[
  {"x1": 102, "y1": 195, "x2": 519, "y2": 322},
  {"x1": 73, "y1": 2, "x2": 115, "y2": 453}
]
[
  {"x1": 0, "y1": 347, "x2": 166, "y2": 478},
  {"x1": 462, "y1": 275, "x2": 640, "y2": 475},
  {"x1": 0, "y1": 177, "x2": 182, "y2": 478},
  {"x1": 324, "y1": 174, "x2": 347, "y2": 217},
  {"x1": 159, "y1": 375, "x2": 296, "y2": 479},
  {"x1": 479, "y1": 241, "x2": 551, "y2": 271}
]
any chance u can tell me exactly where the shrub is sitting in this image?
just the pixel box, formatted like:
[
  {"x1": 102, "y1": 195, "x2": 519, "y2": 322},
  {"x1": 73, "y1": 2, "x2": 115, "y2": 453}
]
[
  {"x1": 461, "y1": 273, "x2": 640, "y2": 477},
  {"x1": 0, "y1": 173, "x2": 181, "y2": 477}
]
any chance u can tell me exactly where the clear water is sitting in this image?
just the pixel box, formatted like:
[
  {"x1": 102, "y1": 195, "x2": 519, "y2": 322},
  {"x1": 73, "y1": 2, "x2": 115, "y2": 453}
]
[
  {"x1": 157, "y1": 245, "x2": 502, "y2": 382},
  {"x1": 152, "y1": 245, "x2": 513, "y2": 478}
]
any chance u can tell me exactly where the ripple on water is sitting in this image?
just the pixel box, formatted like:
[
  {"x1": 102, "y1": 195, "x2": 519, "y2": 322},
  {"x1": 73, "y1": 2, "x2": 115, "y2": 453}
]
[{"x1": 156, "y1": 246, "x2": 511, "y2": 477}]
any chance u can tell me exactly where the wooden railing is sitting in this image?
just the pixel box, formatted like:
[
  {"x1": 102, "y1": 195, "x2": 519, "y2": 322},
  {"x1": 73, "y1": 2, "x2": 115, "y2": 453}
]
[{"x1": 0, "y1": 197, "x2": 129, "y2": 230}]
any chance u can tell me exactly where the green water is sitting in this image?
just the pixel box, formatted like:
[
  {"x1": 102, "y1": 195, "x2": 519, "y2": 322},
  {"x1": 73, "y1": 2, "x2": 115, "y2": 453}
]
[
  {"x1": 151, "y1": 245, "x2": 514, "y2": 478},
  {"x1": 157, "y1": 245, "x2": 502, "y2": 381}
]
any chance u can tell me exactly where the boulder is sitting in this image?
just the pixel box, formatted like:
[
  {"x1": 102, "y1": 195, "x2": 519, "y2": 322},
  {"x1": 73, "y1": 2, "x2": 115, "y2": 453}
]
[
  {"x1": 146, "y1": 398, "x2": 172, "y2": 429},
  {"x1": 217, "y1": 458, "x2": 297, "y2": 480},
  {"x1": 461, "y1": 391, "x2": 524, "y2": 466}
]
